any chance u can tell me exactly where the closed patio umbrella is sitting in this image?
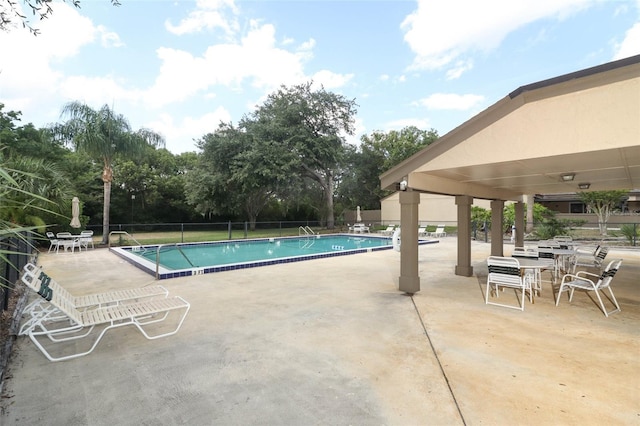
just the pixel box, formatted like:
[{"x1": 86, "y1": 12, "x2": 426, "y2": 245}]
[
  {"x1": 356, "y1": 206, "x2": 362, "y2": 223},
  {"x1": 70, "y1": 197, "x2": 81, "y2": 228}
]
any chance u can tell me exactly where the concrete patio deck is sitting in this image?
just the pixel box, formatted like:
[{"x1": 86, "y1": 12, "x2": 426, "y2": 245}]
[{"x1": 1, "y1": 238, "x2": 638, "y2": 425}]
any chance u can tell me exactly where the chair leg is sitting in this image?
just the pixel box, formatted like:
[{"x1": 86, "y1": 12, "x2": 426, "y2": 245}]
[
  {"x1": 607, "y1": 287, "x2": 621, "y2": 313},
  {"x1": 593, "y1": 289, "x2": 609, "y2": 317}
]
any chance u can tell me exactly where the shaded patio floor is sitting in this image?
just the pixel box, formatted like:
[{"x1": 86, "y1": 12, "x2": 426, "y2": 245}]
[{"x1": 1, "y1": 237, "x2": 638, "y2": 424}]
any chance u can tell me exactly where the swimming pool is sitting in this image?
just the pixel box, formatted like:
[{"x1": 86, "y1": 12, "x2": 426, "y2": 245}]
[{"x1": 111, "y1": 234, "x2": 434, "y2": 280}]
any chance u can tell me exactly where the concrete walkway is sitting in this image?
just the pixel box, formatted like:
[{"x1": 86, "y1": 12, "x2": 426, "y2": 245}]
[{"x1": 1, "y1": 238, "x2": 638, "y2": 425}]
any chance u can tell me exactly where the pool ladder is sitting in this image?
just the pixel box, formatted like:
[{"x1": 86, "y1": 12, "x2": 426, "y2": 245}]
[{"x1": 299, "y1": 226, "x2": 315, "y2": 237}]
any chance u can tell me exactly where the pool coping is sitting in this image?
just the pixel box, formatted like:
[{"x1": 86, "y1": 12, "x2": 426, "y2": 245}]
[{"x1": 110, "y1": 233, "x2": 438, "y2": 280}]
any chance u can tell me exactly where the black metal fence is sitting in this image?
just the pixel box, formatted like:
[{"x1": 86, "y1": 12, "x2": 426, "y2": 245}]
[
  {"x1": 74, "y1": 219, "x2": 640, "y2": 247},
  {"x1": 0, "y1": 233, "x2": 35, "y2": 311}
]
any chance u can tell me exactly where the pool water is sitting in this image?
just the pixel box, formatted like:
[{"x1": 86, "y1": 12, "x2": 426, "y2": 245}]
[
  {"x1": 144, "y1": 235, "x2": 391, "y2": 269},
  {"x1": 110, "y1": 234, "x2": 427, "y2": 280}
]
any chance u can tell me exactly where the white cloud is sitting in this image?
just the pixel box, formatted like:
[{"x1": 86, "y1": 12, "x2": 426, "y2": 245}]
[
  {"x1": 416, "y1": 93, "x2": 485, "y2": 111},
  {"x1": 0, "y1": 3, "x2": 102, "y2": 122},
  {"x1": 144, "y1": 20, "x2": 347, "y2": 108},
  {"x1": 613, "y1": 21, "x2": 640, "y2": 60},
  {"x1": 402, "y1": 0, "x2": 595, "y2": 74},
  {"x1": 58, "y1": 76, "x2": 141, "y2": 105},
  {"x1": 165, "y1": 0, "x2": 239, "y2": 36},
  {"x1": 311, "y1": 70, "x2": 354, "y2": 89},
  {"x1": 445, "y1": 59, "x2": 474, "y2": 80},
  {"x1": 146, "y1": 107, "x2": 233, "y2": 153},
  {"x1": 98, "y1": 26, "x2": 124, "y2": 48}
]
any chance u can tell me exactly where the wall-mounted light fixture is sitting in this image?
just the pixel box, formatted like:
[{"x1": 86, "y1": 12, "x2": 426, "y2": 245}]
[
  {"x1": 561, "y1": 173, "x2": 575, "y2": 182},
  {"x1": 578, "y1": 183, "x2": 591, "y2": 190},
  {"x1": 398, "y1": 180, "x2": 408, "y2": 191}
]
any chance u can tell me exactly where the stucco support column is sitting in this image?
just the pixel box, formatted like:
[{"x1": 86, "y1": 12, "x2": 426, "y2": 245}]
[
  {"x1": 455, "y1": 195, "x2": 473, "y2": 276},
  {"x1": 491, "y1": 200, "x2": 505, "y2": 256},
  {"x1": 399, "y1": 191, "x2": 420, "y2": 294},
  {"x1": 514, "y1": 201, "x2": 524, "y2": 247}
]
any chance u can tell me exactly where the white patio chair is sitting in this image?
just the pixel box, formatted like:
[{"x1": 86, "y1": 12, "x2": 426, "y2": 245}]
[
  {"x1": 79, "y1": 230, "x2": 94, "y2": 250},
  {"x1": 418, "y1": 226, "x2": 427, "y2": 237},
  {"x1": 20, "y1": 266, "x2": 189, "y2": 361},
  {"x1": 556, "y1": 258, "x2": 622, "y2": 317},
  {"x1": 45, "y1": 232, "x2": 61, "y2": 253},
  {"x1": 571, "y1": 246, "x2": 609, "y2": 273},
  {"x1": 485, "y1": 256, "x2": 533, "y2": 311},
  {"x1": 512, "y1": 246, "x2": 541, "y2": 296},
  {"x1": 429, "y1": 225, "x2": 446, "y2": 238}
]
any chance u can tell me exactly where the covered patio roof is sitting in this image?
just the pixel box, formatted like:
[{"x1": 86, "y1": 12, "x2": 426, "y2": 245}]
[
  {"x1": 381, "y1": 54, "x2": 640, "y2": 199},
  {"x1": 379, "y1": 54, "x2": 640, "y2": 288}
]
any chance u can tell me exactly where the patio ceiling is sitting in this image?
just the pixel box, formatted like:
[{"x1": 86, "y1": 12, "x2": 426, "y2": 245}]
[{"x1": 380, "y1": 55, "x2": 640, "y2": 201}]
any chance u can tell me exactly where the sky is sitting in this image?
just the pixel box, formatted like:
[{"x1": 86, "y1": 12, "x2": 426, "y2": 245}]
[{"x1": 1, "y1": 0, "x2": 639, "y2": 154}]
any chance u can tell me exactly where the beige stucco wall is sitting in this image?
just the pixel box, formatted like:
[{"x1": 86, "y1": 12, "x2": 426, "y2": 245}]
[{"x1": 381, "y1": 192, "x2": 493, "y2": 225}]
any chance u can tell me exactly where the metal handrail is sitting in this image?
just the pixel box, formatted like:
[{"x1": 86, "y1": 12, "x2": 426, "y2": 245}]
[
  {"x1": 155, "y1": 243, "x2": 195, "y2": 280},
  {"x1": 108, "y1": 231, "x2": 146, "y2": 252}
]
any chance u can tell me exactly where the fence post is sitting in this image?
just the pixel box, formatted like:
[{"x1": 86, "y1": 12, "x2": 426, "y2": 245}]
[
  {"x1": 228, "y1": 221, "x2": 232, "y2": 240},
  {"x1": 181, "y1": 223, "x2": 184, "y2": 243}
]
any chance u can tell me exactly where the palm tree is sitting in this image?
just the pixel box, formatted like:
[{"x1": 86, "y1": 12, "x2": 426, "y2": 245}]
[{"x1": 56, "y1": 102, "x2": 165, "y2": 244}]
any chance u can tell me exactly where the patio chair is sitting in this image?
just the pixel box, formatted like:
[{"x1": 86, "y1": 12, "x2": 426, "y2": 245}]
[
  {"x1": 45, "y1": 232, "x2": 61, "y2": 253},
  {"x1": 79, "y1": 230, "x2": 94, "y2": 250},
  {"x1": 553, "y1": 235, "x2": 573, "y2": 249},
  {"x1": 556, "y1": 258, "x2": 622, "y2": 317},
  {"x1": 485, "y1": 256, "x2": 533, "y2": 311},
  {"x1": 418, "y1": 226, "x2": 427, "y2": 237},
  {"x1": 20, "y1": 267, "x2": 189, "y2": 361},
  {"x1": 572, "y1": 246, "x2": 609, "y2": 273},
  {"x1": 512, "y1": 246, "x2": 542, "y2": 296},
  {"x1": 429, "y1": 225, "x2": 446, "y2": 238}
]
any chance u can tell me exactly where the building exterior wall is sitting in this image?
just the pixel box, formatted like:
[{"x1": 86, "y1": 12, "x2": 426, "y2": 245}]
[{"x1": 381, "y1": 192, "x2": 493, "y2": 225}]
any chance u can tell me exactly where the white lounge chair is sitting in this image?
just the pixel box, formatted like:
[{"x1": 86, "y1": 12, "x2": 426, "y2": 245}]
[
  {"x1": 381, "y1": 225, "x2": 395, "y2": 235},
  {"x1": 429, "y1": 225, "x2": 446, "y2": 238},
  {"x1": 20, "y1": 263, "x2": 170, "y2": 336},
  {"x1": 418, "y1": 226, "x2": 427, "y2": 237},
  {"x1": 20, "y1": 266, "x2": 189, "y2": 361}
]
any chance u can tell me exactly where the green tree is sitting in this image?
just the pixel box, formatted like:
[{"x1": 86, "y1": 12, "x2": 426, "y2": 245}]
[
  {"x1": 339, "y1": 126, "x2": 438, "y2": 210},
  {"x1": 503, "y1": 203, "x2": 553, "y2": 233},
  {"x1": 113, "y1": 147, "x2": 198, "y2": 224},
  {"x1": 186, "y1": 122, "x2": 281, "y2": 229},
  {"x1": 0, "y1": 156, "x2": 74, "y2": 231},
  {"x1": 360, "y1": 126, "x2": 438, "y2": 172},
  {"x1": 0, "y1": 104, "x2": 68, "y2": 162},
  {"x1": 247, "y1": 82, "x2": 358, "y2": 229},
  {"x1": 579, "y1": 190, "x2": 628, "y2": 235},
  {"x1": 55, "y1": 102, "x2": 165, "y2": 243}
]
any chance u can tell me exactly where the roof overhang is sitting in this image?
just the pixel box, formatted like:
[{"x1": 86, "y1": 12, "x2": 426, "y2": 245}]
[{"x1": 381, "y1": 54, "x2": 640, "y2": 201}]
